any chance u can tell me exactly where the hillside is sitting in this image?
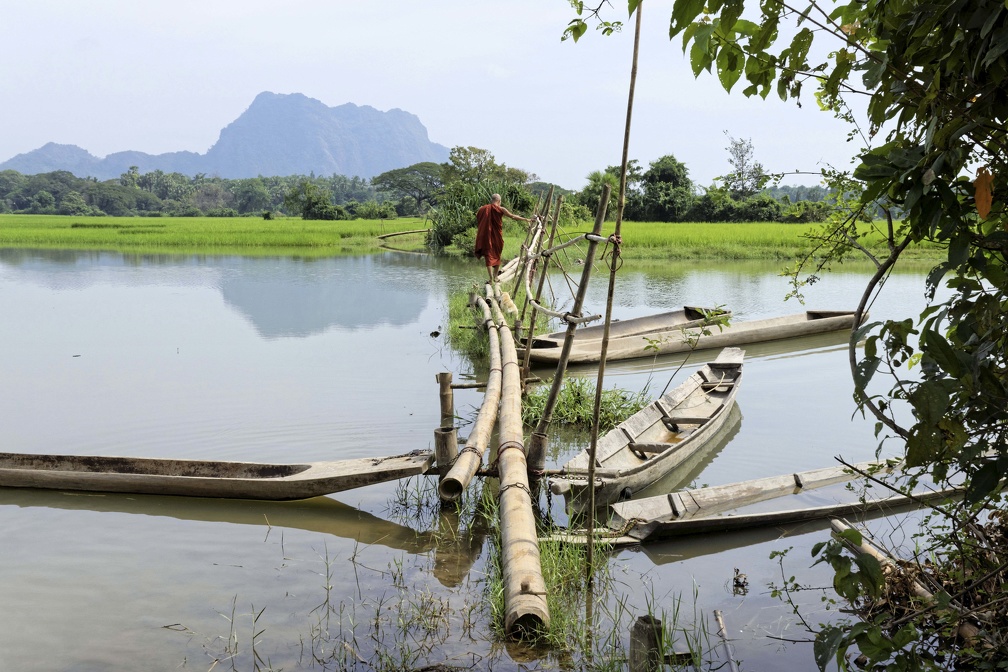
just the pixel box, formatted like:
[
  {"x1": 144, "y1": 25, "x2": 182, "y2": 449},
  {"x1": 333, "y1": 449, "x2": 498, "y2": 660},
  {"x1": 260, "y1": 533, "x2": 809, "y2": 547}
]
[{"x1": 0, "y1": 92, "x2": 450, "y2": 180}]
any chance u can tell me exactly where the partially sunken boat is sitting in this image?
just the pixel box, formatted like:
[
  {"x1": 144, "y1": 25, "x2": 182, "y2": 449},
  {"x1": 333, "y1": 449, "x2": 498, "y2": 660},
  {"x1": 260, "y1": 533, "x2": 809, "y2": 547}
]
[
  {"x1": 527, "y1": 310, "x2": 861, "y2": 365},
  {"x1": 526, "y1": 306, "x2": 728, "y2": 349},
  {"x1": 550, "y1": 347, "x2": 744, "y2": 512},
  {"x1": 0, "y1": 451, "x2": 434, "y2": 500}
]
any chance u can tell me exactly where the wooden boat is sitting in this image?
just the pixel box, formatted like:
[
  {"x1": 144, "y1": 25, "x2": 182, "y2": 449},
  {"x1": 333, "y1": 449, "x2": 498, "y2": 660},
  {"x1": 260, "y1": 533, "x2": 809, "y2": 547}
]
[
  {"x1": 528, "y1": 309, "x2": 862, "y2": 365},
  {"x1": 549, "y1": 347, "x2": 744, "y2": 512},
  {"x1": 0, "y1": 450, "x2": 434, "y2": 500},
  {"x1": 606, "y1": 461, "x2": 962, "y2": 543},
  {"x1": 525, "y1": 306, "x2": 729, "y2": 350}
]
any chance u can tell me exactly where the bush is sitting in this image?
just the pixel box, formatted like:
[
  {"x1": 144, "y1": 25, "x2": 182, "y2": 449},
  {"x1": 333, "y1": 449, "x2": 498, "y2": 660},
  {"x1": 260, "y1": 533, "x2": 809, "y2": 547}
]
[{"x1": 206, "y1": 207, "x2": 239, "y2": 217}]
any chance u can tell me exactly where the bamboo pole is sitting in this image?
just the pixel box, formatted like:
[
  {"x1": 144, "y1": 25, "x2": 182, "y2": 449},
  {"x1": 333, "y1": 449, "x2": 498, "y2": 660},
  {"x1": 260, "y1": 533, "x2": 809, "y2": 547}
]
[
  {"x1": 494, "y1": 291, "x2": 550, "y2": 635},
  {"x1": 521, "y1": 195, "x2": 563, "y2": 374},
  {"x1": 714, "y1": 610, "x2": 740, "y2": 672},
  {"x1": 527, "y1": 186, "x2": 610, "y2": 474},
  {"x1": 438, "y1": 294, "x2": 503, "y2": 502},
  {"x1": 587, "y1": 1, "x2": 643, "y2": 583}
]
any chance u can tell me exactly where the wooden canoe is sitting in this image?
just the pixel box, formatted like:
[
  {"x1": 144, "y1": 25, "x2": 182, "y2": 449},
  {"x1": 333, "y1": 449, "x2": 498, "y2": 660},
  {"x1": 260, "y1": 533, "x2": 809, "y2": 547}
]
[
  {"x1": 549, "y1": 347, "x2": 744, "y2": 512},
  {"x1": 525, "y1": 306, "x2": 729, "y2": 351},
  {"x1": 0, "y1": 450, "x2": 435, "y2": 500},
  {"x1": 528, "y1": 310, "x2": 862, "y2": 365},
  {"x1": 607, "y1": 461, "x2": 962, "y2": 543}
]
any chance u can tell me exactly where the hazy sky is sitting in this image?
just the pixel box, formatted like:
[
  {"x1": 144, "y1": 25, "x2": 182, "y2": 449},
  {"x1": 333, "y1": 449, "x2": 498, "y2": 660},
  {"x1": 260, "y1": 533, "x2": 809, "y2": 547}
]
[{"x1": 1, "y1": 1, "x2": 861, "y2": 189}]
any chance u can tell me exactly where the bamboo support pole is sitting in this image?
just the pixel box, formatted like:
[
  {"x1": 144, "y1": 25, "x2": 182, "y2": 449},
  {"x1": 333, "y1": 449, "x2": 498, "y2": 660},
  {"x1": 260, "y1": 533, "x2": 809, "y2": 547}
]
[
  {"x1": 521, "y1": 195, "x2": 564, "y2": 375},
  {"x1": 629, "y1": 615, "x2": 663, "y2": 672},
  {"x1": 527, "y1": 186, "x2": 609, "y2": 472},
  {"x1": 438, "y1": 295, "x2": 503, "y2": 502},
  {"x1": 436, "y1": 372, "x2": 454, "y2": 429},
  {"x1": 714, "y1": 610, "x2": 741, "y2": 672},
  {"x1": 494, "y1": 291, "x2": 550, "y2": 635},
  {"x1": 587, "y1": 2, "x2": 643, "y2": 581}
]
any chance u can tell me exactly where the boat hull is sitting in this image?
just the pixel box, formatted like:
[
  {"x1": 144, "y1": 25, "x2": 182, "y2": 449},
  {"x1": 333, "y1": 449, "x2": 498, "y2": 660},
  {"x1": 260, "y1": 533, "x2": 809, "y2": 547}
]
[
  {"x1": 528, "y1": 310, "x2": 860, "y2": 364},
  {"x1": 525, "y1": 306, "x2": 727, "y2": 351},
  {"x1": 550, "y1": 347, "x2": 744, "y2": 512},
  {"x1": 0, "y1": 451, "x2": 435, "y2": 500}
]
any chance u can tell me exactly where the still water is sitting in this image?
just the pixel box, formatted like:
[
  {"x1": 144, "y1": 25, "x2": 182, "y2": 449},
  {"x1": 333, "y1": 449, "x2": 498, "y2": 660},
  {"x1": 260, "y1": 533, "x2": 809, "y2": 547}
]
[{"x1": 0, "y1": 248, "x2": 934, "y2": 671}]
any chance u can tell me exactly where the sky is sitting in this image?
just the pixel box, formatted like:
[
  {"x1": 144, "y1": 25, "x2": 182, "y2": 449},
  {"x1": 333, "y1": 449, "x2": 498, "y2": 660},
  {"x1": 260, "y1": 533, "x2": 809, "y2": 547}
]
[{"x1": 0, "y1": 1, "x2": 863, "y2": 190}]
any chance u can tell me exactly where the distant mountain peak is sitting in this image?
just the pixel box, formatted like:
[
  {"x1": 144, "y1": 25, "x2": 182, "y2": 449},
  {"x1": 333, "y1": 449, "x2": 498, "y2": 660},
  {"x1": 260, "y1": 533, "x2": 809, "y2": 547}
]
[{"x1": 0, "y1": 93, "x2": 450, "y2": 180}]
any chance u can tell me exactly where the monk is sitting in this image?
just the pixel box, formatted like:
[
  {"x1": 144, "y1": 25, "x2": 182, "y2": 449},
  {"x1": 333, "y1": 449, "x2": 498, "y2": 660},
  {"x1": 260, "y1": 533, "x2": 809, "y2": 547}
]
[{"x1": 474, "y1": 193, "x2": 531, "y2": 284}]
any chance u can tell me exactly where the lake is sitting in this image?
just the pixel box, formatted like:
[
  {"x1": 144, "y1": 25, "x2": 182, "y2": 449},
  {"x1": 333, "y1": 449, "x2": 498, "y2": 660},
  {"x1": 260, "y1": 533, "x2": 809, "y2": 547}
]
[{"x1": 0, "y1": 248, "x2": 934, "y2": 671}]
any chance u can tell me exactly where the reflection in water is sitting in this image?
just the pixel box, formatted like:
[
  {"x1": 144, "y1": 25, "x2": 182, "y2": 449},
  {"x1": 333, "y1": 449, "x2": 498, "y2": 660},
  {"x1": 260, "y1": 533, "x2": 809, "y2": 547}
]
[
  {"x1": 220, "y1": 256, "x2": 429, "y2": 337},
  {"x1": 0, "y1": 486, "x2": 434, "y2": 553}
]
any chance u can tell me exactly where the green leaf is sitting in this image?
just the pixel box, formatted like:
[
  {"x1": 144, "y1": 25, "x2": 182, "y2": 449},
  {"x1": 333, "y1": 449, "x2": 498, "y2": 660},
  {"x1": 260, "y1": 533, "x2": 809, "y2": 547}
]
[
  {"x1": 628, "y1": 0, "x2": 642, "y2": 16},
  {"x1": 671, "y1": 0, "x2": 708, "y2": 37},
  {"x1": 966, "y1": 461, "x2": 1002, "y2": 503},
  {"x1": 717, "y1": 42, "x2": 744, "y2": 91}
]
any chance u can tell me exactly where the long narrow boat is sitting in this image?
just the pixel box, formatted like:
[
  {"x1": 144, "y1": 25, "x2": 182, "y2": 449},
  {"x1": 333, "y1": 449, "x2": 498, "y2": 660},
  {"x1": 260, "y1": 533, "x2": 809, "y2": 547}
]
[
  {"x1": 526, "y1": 306, "x2": 728, "y2": 350},
  {"x1": 0, "y1": 450, "x2": 434, "y2": 500},
  {"x1": 607, "y1": 461, "x2": 965, "y2": 542},
  {"x1": 528, "y1": 310, "x2": 861, "y2": 365},
  {"x1": 549, "y1": 347, "x2": 744, "y2": 512}
]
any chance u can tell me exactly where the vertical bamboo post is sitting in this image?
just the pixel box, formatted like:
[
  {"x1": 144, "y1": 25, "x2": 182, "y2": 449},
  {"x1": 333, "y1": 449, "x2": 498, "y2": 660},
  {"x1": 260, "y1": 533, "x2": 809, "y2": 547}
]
[
  {"x1": 521, "y1": 195, "x2": 564, "y2": 374},
  {"x1": 629, "y1": 615, "x2": 663, "y2": 672},
  {"x1": 434, "y1": 372, "x2": 458, "y2": 479},
  {"x1": 714, "y1": 610, "x2": 740, "y2": 672},
  {"x1": 438, "y1": 295, "x2": 503, "y2": 502},
  {"x1": 495, "y1": 293, "x2": 550, "y2": 636},
  {"x1": 586, "y1": 2, "x2": 643, "y2": 584},
  {"x1": 527, "y1": 186, "x2": 609, "y2": 472}
]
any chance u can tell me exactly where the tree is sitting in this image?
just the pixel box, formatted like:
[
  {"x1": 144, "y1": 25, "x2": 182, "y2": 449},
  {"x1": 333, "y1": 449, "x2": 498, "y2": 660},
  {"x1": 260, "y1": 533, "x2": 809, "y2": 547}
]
[
  {"x1": 283, "y1": 180, "x2": 345, "y2": 220},
  {"x1": 576, "y1": 169, "x2": 620, "y2": 220},
  {"x1": 663, "y1": 0, "x2": 1008, "y2": 668},
  {"x1": 567, "y1": 0, "x2": 1008, "y2": 667},
  {"x1": 722, "y1": 133, "x2": 766, "y2": 199},
  {"x1": 641, "y1": 155, "x2": 695, "y2": 221},
  {"x1": 372, "y1": 162, "x2": 443, "y2": 211}
]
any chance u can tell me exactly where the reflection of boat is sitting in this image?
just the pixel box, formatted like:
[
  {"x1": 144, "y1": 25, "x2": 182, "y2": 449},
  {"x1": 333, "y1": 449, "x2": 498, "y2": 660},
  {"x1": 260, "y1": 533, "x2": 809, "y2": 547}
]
[
  {"x1": 0, "y1": 485, "x2": 435, "y2": 553},
  {"x1": 0, "y1": 479, "x2": 489, "y2": 589},
  {"x1": 549, "y1": 348, "x2": 744, "y2": 512},
  {"x1": 0, "y1": 451, "x2": 434, "y2": 500},
  {"x1": 528, "y1": 310, "x2": 861, "y2": 365},
  {"x1": 526, "y1": 306, "x2": 727, "y2": 350}
]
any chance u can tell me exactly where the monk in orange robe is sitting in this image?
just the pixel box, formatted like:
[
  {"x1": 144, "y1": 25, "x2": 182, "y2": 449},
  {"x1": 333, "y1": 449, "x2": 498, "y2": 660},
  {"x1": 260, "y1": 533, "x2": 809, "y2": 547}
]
[{"x1": 474, "y1": 193, "x2": 530, "y2": 283}]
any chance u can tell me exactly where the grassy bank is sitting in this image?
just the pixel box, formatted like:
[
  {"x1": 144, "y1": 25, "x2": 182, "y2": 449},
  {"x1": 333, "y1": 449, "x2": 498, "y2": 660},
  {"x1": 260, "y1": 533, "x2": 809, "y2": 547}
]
[
  {"x1": 485, "y1": 219, "x2": 946, "y2": 262},
  {"x1": 0, "y1": 213, "x2": 945, "y2": 262},
  {"x1": 0, "y1": 214, "x2": 430, "y2": 256}
]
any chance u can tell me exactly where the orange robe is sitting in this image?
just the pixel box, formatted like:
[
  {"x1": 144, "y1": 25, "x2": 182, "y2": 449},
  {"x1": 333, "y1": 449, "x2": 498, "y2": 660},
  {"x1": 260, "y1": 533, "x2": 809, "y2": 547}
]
[{"x1": 474, "y1": 202, "x2": 504, "y2": 267}]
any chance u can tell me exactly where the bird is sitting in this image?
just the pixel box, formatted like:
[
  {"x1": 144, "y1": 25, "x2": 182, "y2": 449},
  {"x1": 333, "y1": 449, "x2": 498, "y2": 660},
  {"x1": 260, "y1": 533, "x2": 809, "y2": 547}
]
[
  {"x1": 429, "y1": 325, "x2": 442, "y2": 338},
  {"x1": 733, "y1": 568, "x2": 748, "y2": 589}
]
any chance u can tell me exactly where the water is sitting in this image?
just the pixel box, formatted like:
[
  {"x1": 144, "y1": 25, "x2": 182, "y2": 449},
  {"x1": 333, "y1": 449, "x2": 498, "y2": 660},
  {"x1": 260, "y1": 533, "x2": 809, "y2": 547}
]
[{"x1": 0, "y1": 248, "x2": 935, "y2": 671}]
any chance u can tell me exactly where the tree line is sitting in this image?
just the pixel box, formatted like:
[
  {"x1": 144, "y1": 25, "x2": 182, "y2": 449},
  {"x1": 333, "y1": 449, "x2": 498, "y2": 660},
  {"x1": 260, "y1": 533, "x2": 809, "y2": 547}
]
[{"x1": 0, "y1": 138, "x2": 832, "y2": 225}]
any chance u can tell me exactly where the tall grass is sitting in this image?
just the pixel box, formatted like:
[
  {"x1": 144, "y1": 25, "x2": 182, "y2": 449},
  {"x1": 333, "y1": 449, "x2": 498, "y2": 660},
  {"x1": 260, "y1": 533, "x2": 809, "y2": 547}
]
[
  {"x1": 0, "y1": 214, "x2": 428, "y2": 256},
  {"x1": 522, "y1": 376, "x2": 650, "y2": 432}
]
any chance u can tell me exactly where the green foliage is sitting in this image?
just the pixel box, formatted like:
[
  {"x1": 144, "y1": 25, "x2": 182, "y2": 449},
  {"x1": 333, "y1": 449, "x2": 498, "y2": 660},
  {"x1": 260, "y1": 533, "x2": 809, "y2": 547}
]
[
  {"x1": 521, "y1": 376, "x2": 650, "y2": 432},
  {"x1": 371, "y1": 162, "x2": 443, "y2": 212},
  {"x1": 283, "y1": 180, "x2": 347, "y2": 220},
  {"x1": 653, "y1": 0, "x2": 1008, "y2": 667}
]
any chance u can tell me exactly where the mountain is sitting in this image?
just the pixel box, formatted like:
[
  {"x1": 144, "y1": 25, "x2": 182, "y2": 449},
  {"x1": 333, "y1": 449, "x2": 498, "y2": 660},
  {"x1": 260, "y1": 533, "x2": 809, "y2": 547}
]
[{"x1": 0, "y1": 92, "x2": 450, "y2": 180}]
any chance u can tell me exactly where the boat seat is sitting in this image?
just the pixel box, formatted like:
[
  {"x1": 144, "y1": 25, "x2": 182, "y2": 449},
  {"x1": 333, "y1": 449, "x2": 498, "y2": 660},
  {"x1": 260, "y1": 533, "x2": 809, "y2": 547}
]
[{"x1": 629, "y1": 442, "x2": 671, "y2": 455}]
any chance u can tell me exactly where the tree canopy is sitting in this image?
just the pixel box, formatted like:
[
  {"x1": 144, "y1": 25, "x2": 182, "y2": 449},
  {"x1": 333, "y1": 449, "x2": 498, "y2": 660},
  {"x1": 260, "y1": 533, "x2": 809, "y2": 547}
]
[{"x1": 569, "y1": 0, "x2": 1008, "y2": 667}]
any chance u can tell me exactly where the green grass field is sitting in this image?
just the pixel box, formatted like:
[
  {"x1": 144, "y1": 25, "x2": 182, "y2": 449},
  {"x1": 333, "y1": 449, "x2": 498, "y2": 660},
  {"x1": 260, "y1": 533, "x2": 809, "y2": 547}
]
[
  {"x1": 0, "y1": 213, "x2": 945, "y2": 262},
  {"x1": 0, "y1": 214, "x2": 431, "y2": 257}
]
